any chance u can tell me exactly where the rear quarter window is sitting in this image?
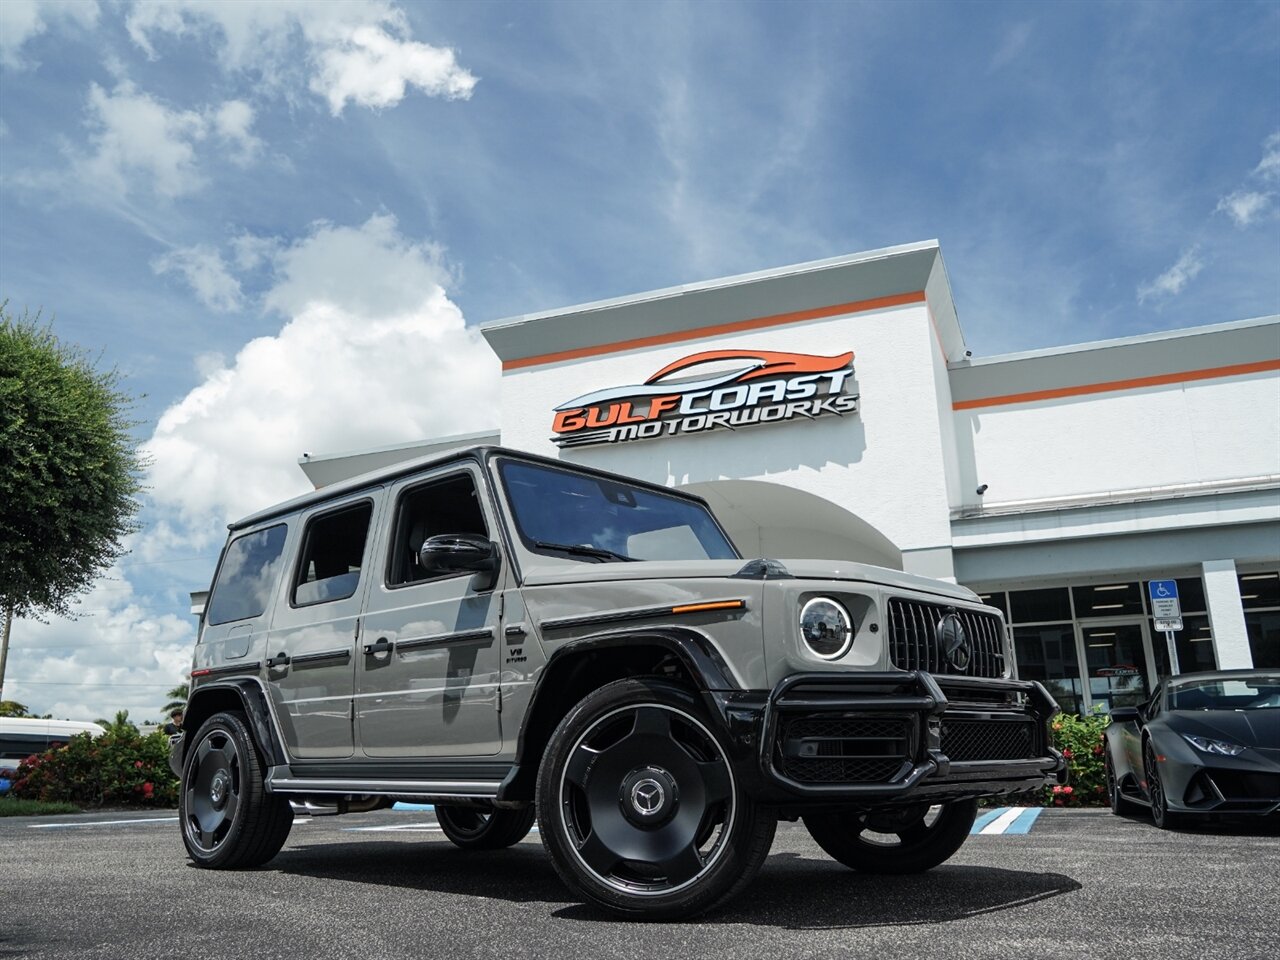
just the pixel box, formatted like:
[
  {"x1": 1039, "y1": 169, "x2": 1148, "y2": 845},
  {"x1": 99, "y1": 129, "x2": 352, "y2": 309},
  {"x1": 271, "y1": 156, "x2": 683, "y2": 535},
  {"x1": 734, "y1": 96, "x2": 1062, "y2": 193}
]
[{"x1": 206, "y1": 524, "x2": 289, "y2": 626}]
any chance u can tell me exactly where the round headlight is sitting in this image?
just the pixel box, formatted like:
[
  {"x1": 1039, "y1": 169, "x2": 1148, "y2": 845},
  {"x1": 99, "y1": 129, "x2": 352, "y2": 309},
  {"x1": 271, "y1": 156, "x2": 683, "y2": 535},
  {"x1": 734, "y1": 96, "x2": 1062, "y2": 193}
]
[{"x1": 799, "y1": 597, "x2": 853, "y2": 660}]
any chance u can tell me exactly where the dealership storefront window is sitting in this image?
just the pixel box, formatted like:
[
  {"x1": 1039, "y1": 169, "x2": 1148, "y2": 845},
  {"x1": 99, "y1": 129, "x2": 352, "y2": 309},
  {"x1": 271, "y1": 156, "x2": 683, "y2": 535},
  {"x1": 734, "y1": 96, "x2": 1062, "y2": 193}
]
[
  {"x1": 1241, "y1": 570, "x2": 1280, "y2": 668},
  {"x1": 977, "y1": 577, "x2": 1216, "y2": 714}
]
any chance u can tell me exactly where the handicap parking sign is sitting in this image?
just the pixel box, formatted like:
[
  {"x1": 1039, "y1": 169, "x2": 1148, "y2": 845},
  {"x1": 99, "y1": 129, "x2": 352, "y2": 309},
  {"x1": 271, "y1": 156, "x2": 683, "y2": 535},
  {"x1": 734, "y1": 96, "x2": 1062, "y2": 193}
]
[{"x1": 1148, "y1": 579, "x2": 1181, "y2": 620}]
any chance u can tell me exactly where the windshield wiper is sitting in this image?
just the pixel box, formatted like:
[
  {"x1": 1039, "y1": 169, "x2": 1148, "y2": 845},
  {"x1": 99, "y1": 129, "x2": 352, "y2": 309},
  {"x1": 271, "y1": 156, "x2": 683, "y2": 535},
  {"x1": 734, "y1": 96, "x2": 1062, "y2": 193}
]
[{"x1": 532, "y1": 540, "x2": 637, "y2": 562}]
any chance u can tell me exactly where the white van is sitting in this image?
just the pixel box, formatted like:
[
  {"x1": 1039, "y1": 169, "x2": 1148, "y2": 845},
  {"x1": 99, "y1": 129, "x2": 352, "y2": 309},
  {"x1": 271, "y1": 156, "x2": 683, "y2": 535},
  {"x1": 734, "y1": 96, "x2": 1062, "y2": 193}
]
[{"x1": 0, "y1": 718, "x2": 106, "y2": 776}]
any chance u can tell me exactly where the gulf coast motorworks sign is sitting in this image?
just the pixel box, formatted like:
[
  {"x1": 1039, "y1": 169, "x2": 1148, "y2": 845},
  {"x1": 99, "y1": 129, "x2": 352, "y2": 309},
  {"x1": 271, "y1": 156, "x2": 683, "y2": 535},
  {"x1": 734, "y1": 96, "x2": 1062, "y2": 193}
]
[{"x1": 551, "y1": 348, "x2": 859, "y2": 448}]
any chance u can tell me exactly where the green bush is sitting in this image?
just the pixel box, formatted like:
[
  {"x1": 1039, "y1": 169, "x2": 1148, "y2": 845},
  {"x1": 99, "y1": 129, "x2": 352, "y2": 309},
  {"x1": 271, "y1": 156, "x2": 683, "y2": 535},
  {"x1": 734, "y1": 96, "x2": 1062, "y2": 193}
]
[
  {"x1": 1044, "y1": 711, "x2": 1111, "y2": 807},
  {"x1": 9, "y1": 711, "x2": 178, "y2": 807}
]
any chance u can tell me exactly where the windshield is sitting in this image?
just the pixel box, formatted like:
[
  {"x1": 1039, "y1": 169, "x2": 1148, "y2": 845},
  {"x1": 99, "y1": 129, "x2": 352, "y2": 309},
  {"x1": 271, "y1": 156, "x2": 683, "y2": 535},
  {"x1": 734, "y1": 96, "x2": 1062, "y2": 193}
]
[
  {"x1": 1168, "y1": 677, "x2": 1280, "y2": 711},
  {"x1": 497, "y1": 459, "x2": 739, "y2": 563}
]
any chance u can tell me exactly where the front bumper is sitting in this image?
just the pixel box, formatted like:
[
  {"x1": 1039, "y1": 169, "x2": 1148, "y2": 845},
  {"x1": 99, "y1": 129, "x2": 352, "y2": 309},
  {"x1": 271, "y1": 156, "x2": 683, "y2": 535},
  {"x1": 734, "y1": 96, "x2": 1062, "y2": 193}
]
[{"x1": 717, "y1": 671, "x2": 1066, "y2": 808}]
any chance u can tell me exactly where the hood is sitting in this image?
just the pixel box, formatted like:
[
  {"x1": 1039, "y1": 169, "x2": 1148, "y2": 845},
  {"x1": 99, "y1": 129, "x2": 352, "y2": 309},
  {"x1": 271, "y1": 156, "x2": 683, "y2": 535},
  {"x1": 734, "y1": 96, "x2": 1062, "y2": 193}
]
[
  {"x1": 519, "y1": 556, "x2": 981, "y2": 603},
  {"x1": 1168, "y1": 709, "x2": 1280, "y2": 749}
]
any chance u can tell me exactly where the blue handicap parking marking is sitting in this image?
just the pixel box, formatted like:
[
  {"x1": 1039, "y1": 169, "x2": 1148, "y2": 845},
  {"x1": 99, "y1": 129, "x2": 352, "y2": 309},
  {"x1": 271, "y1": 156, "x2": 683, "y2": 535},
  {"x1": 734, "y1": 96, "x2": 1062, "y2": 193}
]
[
  {"x1": 970, "y1": 807, "x2": 1008, "y2": 833},
  {"x1": 969, "y1": 806, "x2": 1043, "y2": 835},
  {"x1": 1004, "y1": 807, "x2": 1043, "y2": 834},
  {"x1": 392, "y1": 802, "x2": 435, "y2": 811}
]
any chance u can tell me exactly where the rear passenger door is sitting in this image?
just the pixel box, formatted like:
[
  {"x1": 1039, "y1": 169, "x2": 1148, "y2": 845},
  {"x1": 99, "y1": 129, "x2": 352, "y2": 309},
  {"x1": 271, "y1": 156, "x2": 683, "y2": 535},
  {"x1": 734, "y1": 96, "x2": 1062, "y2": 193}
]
[
  {"x1": 356, "y1": 464, "x2": 504, "y2": 758},
  {"x1": 263, "y1": 491, "x2": 383, "y2": 760}
]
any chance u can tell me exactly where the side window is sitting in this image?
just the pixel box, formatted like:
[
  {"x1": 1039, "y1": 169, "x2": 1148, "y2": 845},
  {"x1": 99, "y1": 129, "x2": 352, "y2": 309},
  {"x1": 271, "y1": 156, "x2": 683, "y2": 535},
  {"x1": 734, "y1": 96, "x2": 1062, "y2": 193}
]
[
  {"x1": 389, "y1": 473, "x2": 488, "y2": 586},
  {"x1": 293, "y1": 502, "x2": 374, "y2": 606},
  {"x1": 206, "y1": 524, "x2": 289, "y2": 626}
]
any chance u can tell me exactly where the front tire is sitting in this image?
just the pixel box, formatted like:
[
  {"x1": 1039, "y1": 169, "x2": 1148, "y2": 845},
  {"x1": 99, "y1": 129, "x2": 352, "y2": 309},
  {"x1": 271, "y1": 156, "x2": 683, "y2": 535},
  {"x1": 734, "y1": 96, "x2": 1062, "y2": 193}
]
[
  {"x1": 1106, "y1": 750, "x2": 1137, "y2": 816},
  {"x1": 180, "y1": 711, "x2": 293, "y2": 868},
  {"x1": 1144, "y1": 741, "x2": 1182, "y2": 831},
  {"x1": 803, "y1": 799, "x2": 978, "y2": 874},
  {"x1": 536, "y1": 678, "x2": 776, "y2": 920},
  {"x1": 436, "y1": 804, "x2": 536, "y2": 850}
]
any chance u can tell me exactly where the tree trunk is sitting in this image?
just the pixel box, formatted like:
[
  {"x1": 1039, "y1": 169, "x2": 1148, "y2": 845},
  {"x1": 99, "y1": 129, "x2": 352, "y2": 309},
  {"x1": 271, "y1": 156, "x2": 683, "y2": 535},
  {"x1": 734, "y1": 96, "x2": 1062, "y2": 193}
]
[{"x1": 0, "y1": 604, "x2": 12, "y2": 705}]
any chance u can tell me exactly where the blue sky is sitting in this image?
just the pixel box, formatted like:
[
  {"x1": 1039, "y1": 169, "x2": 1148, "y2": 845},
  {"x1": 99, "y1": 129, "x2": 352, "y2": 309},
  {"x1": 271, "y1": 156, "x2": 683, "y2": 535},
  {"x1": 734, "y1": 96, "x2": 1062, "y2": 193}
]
[{"x1": 1, "y1": 0, "x2": 1277, "y2": 719}]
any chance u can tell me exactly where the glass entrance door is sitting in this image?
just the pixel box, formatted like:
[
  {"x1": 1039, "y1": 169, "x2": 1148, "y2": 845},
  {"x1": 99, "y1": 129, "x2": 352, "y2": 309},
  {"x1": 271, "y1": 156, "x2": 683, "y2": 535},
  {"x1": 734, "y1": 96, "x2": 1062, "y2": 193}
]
[{"x1": 1080, "y1": 621, "x2": 1154, "y2": 711}]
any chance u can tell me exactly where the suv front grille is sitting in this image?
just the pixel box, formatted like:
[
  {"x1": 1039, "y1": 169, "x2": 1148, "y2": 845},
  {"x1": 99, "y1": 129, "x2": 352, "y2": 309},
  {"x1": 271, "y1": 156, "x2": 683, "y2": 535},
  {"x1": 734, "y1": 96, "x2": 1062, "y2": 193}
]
[
  {"x1": 941, "y1": 719, "x2": 1038, "y2": 761},
  {"x1": 778, "y1": 715, "x2": 912, "y2": 784},
  {"x1": 887, "y1": 599, "x2": 1006, "y2": 678}
]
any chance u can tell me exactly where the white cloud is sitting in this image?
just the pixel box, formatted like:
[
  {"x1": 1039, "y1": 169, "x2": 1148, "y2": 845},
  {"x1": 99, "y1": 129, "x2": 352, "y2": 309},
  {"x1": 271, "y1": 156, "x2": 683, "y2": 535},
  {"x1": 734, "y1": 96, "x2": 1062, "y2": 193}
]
[
  {"x1": 230, "y1": 232, "x2": 281, "y2": 270},
  {"x1": 0, "y1": 0, "x2": 99, "y2": 70},
  {"x1": 1137, "y1": 247, "x2": 1204, "y2": 303},
  {"x1": 78, "y1": 81, "x2": 209, "y2": 198},
  {"x1": 1214, "y1": 131, "x2": 1280, "y2": 230},
  {"x1": 68, "y1": 83, "x2": 270, "y2": 200},
  {"x1": 1255, "y1": 131, "x2": 1280, "y2": 181},
  {"x1": 213, "y1": 99, "x2": 262, "y2": 165},
  {"x1": 5, "y1": 564, "x2": 194, "y2": 722},
  {"x1": 311, "y1": 23, "x2": 476, "y2": 115},
  {"x1": 125, "y1": 0, "x2": 476, "y2": 115},
  {"x1": 1215, "y1": 189, "x2": 1272, "y2": 228},
  {"x1": 152, "y1": 245, "x2": 243, "y2": 312},
  {"x1": 143, "y1": 214, "x2": 498, "y2": 531},
  {"x1": 989, "y1": 21, "x2": 1032, "y2": 72}
]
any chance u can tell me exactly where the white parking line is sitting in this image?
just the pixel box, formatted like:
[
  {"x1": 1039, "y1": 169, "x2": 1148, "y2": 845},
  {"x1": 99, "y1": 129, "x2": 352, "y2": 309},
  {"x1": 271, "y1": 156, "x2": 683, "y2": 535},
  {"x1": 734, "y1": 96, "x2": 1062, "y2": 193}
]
[
  {"x1": 979, "y1": 807, "x2": 1025, "y2": 835},
  {"x1": 344, "y1": 822, "x2": 445, "y2": 832},
  {"x1": 29, "y1": 816, "x2": 179, "y2": 829}
]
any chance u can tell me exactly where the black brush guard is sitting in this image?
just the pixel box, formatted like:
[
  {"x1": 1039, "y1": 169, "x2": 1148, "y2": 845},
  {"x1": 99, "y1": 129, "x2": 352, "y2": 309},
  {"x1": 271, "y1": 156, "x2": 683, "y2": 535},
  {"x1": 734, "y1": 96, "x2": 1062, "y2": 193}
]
[{"x1": 755, "y1": 672, "x2": 1068, "y2": 802}]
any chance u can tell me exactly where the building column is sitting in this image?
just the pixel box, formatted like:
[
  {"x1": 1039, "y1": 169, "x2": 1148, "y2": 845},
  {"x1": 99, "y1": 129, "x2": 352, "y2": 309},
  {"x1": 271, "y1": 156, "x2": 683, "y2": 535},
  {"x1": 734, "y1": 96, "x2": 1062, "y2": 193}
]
[{"x1": 1203, "y1": 559, "x2": 1252, "y2": 669}]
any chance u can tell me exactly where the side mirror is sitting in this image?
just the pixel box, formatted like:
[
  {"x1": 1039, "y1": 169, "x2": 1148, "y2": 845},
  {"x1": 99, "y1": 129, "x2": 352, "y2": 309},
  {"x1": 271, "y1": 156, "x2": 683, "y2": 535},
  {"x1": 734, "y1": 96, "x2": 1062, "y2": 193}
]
[
  {"x1": 419, "y1": 534, "x2": 500, "y2": 591},
  {"x1": 1109, "y1": 706, "x2": 1141, "y2": 724}
]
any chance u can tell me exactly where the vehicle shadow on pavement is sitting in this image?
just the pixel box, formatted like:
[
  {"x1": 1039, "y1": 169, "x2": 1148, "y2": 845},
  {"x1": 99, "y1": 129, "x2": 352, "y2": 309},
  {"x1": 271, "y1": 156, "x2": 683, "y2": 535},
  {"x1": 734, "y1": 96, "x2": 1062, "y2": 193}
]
[
  {"x1": 272, "y1": 841, "x2": 1082, "y2": 928},
  {"x1": 700, "y1": 856, "x2": 1084, "y2": 929},
  {"x1": 273, "y1": 841, "x2": 571, "y2": 904}
]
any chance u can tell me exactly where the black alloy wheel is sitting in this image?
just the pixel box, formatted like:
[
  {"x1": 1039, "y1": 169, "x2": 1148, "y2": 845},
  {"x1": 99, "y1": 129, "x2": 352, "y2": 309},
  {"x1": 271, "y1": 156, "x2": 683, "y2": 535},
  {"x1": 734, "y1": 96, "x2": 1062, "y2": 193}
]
[
  {"x1": 537, "y1": 678, "x2": 775, "y2": 920},
  {"x1": 180, "y1": 711, "x2": 293, "y2": 868},
  {"x1": 435, "y1": 803, "x2": 537, "y2": 850},
  {"x1": 1143, "y1": 741, "x2": 1181, "y2": 830},
  {"x1": 803, "y1": 799, "x2": 979, "y2": 874}
]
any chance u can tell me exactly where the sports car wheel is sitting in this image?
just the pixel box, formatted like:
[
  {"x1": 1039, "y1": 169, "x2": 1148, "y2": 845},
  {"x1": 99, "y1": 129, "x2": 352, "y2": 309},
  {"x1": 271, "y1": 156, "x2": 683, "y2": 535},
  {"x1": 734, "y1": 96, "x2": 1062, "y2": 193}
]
[
  {"x1": 436, "y1": 804, "x2": 536, "y2": 849},
  {"x1": 536, "y1": 678, "x2": 776, "y2": 920},
  {"x1": 180, "y1": 711, "x2": 293, "y2": 868},
  {"x1": 803, "y1": 799, "x2": 978, "y2": 874},
  {"x1": 1105, "y1": 751, "x2": 1136, "y2": 816},
  {"x1": 1144, "y1": 741, "x2": 1182, "y2": 830}
]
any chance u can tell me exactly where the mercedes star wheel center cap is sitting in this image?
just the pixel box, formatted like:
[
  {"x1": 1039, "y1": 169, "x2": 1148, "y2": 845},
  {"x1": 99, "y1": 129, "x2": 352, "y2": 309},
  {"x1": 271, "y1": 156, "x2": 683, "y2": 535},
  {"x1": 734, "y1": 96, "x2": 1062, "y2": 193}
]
[
  {"x1": 620, "y1": 766, "x2": 678, "y2": 827},
  {"x1": 210, "y1": 772, "x2": 229, "y2": 808}
]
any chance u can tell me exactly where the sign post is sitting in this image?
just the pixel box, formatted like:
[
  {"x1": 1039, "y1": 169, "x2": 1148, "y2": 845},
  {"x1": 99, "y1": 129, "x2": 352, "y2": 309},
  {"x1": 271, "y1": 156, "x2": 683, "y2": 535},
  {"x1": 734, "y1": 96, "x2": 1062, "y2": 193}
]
[{"x1": 1148, "y1": 580, "x2": 1182, "y2": 676}]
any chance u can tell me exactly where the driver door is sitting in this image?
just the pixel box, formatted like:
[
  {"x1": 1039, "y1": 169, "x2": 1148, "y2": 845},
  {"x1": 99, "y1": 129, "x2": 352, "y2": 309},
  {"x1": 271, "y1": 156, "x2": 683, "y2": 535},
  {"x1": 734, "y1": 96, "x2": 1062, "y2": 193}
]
[{"x1": 356, "y1": 464, "x2": 505, "y2": 758}]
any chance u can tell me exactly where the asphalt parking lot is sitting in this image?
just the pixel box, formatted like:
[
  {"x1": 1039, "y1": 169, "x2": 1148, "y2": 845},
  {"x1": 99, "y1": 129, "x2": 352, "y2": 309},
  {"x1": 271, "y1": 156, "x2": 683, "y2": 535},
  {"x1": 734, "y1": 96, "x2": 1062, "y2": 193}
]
[{"x1": 1, "y1": 806, "x2": 1276, "y2": 960}]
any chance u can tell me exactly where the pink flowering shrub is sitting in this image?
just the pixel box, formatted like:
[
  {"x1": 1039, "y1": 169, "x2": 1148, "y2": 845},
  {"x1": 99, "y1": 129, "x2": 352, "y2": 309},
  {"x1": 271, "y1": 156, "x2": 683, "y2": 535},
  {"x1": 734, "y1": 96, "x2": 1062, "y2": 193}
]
[
  {"x1": 10, "y1": 711, "x2": 178, "y2": 808},
  {"x1": 1042, "y1": 711, "x2": 1111, "y2": 807}
]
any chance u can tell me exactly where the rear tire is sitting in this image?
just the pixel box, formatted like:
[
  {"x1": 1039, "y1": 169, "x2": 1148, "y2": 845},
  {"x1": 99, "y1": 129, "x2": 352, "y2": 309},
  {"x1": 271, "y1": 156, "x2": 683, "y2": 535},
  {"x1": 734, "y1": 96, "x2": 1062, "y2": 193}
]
[
  {"x1": 803, "y1": 799, "x2": 978, "y2": 874},
  {"x1": 536, "y1": 678, "x2": 776, "y2": 920},
  {"x1": 180, "y1": 710, "x2": 293, "y2": 868},
  {"x1": 1106, "y1": 750, "x2": 1137, "y2": 816},
  {"x1": 436, "y1": 804, "x2": 536, "y2": 850}
]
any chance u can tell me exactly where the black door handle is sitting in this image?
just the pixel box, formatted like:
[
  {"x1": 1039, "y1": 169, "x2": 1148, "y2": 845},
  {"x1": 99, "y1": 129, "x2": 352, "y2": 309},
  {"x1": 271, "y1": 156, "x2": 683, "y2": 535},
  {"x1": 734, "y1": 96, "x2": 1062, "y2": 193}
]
[
  {"x1": 363, "y1": 636, "x2": 393, "y2": 655},
  {"x1": 266, "y1": 651, "x2": 290, "y2": 669}
]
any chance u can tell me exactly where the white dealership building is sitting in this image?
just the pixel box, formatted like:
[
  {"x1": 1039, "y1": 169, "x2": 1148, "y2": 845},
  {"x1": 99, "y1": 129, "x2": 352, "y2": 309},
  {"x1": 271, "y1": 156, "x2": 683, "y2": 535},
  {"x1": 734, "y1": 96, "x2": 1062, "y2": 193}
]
[{"x1": 300, "y1": 241, "x2": 1280, "y2": 714}]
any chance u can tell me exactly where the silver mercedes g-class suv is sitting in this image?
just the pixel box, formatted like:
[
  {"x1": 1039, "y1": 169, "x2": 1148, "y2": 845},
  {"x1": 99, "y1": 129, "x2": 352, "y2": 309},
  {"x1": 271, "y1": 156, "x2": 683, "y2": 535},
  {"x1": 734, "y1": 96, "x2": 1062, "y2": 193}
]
[{"x1": 174, "y1": 446, "x2": 1064, "y2": 919}]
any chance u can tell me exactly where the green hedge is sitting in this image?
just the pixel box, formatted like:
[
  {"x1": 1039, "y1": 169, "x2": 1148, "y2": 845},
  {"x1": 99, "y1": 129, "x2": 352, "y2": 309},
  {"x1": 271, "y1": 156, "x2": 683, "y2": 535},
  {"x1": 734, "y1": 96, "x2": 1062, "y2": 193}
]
[
  {"x1": 1043, "y1": 711, "x2": 1110, "y2": 807},
  {"x1": 9, "y1": 712, "x2": 178, "y2": 807}
]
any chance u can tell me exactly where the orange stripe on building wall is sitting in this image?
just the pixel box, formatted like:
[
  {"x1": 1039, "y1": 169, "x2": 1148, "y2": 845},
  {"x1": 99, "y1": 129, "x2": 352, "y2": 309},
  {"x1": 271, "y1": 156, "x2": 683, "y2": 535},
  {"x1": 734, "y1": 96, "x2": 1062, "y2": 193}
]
[
  {"x1": 502, "y1": 290, "x2": 927, "y2": 370},
  {"x1": 952, "y1": 358, "x2": 1280, "y2": 411}
]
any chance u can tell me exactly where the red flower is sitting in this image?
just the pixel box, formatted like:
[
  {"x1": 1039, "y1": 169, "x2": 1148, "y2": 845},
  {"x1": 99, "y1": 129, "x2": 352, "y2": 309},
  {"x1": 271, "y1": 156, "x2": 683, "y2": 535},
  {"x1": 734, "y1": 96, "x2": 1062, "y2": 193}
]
[
  {"x1": 1093, "y1": 745, "x2": 1104, "y2": 755},
  {"x1": 1051, "y1": 785, "x2": 1063, "y2": 794},
  {"x1": 142, "y1": 782, "x2": 154, "y2": 797},
  {"x1": 1063, "y1": 785, "x2": 1074, "y2": 795},
  {"x1": 1054, "y1": 797, "x2": 1065, "y2": 806},
  {"x1": 1062, "y1": 748, "x2": 1073, "y2": 758},
  {"x1": 134, "y1": 760, "x2": 144, "y2": 769}
]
